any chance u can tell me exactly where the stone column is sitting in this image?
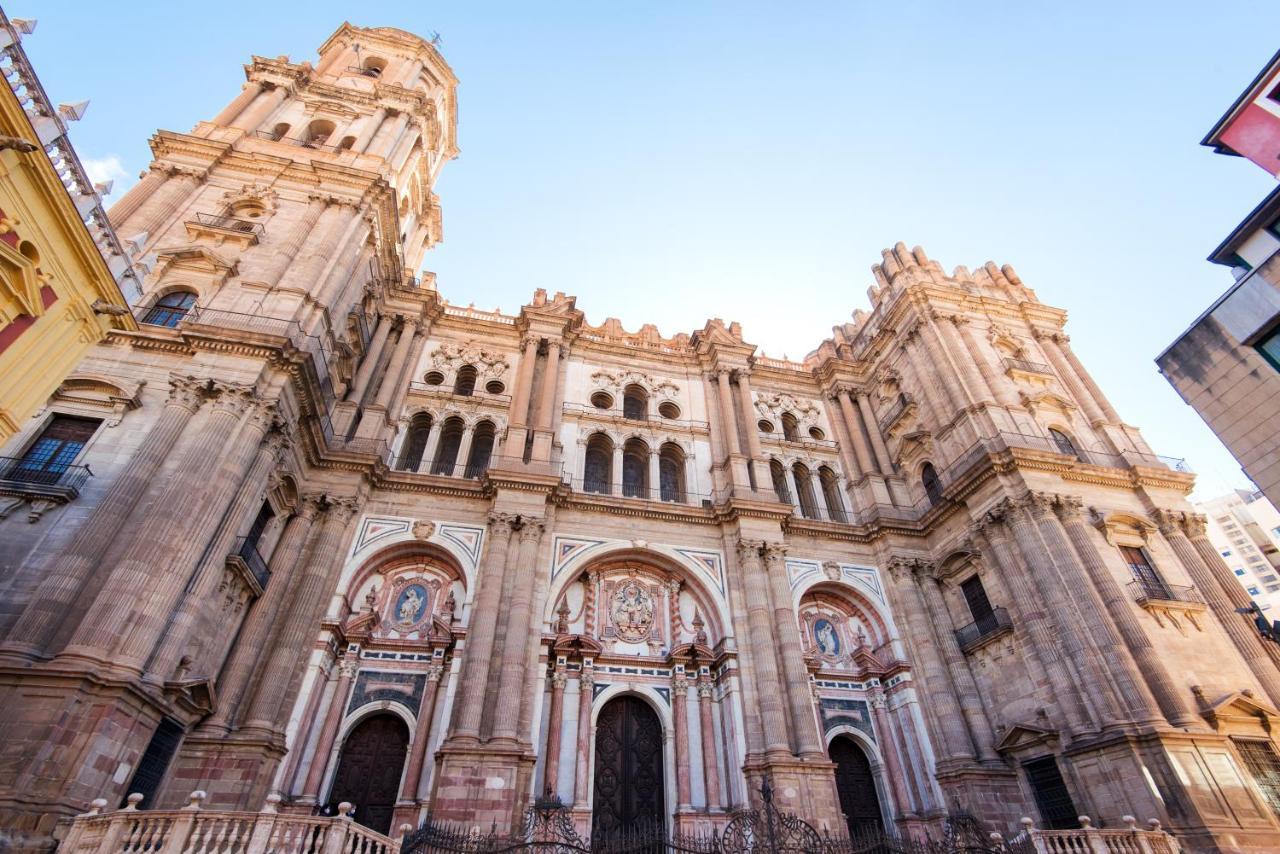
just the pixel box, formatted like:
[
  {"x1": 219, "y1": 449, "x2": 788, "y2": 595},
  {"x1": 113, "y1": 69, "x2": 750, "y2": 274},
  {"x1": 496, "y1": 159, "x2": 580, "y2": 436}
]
[
  {"x1": 372, "y1": 320, "x2": 418, "y2": 410},
  {"x1": 900, "y1": 333, "x2": 949, "y2": 429},
  {"x1": 449, "y1": 513, "x2": 515, "y2": 739},
  {"x1": 735, "y1": 370, "x2": 768, "y2": 486},
  {"x1": 856, "y1": 393, "x2": 893, "y2": 474},
  {"x1": 763, "y1": 544, "x2": 822, "y2": 757},
  {"x1": 783, "y1": 467, "x2": 800, "y2": 513},
  {"x1": 974, "y1": 508, "x2": 1092, "y2": 735},
  {"x1": 837, "y1": 390, "x2": 876, "y2": 476},
  {"x1": 573, "y1": 670, "x2": 595, "y2": 807},
  {"x1": 697, "y1": 679, "x2": 722, "y2": 811},
  {"x1": 924, "y1": 312, "x2": 978, "y2": 408},
  {"x1": 260, "y1": 196, "x2": 328, "y2": 287},
  {"x1": 944, "y1": 316, "x2": 993, "y2": 404},
  {"x1": 673, "y1": 673, "x2": 693, "y2": 810},
  {"x1": 416, "y1": 421, "x2": 443, "y2": 474},
  {"x1": 107, "y1": 168, "x2": 166, "y2": 226},
  {"x1": 885, "y1": 558, "x2": 975, "y2": 763},
  {"x1": 1, "y1": 375, "x2": 205, "y2": 658},
  {"x1": 914, "y1": 572, "x2": 997, "y2": 760},
  {"x1": 368, "y1": 111, "x2": 410, "y2": 156},
  {"x1": 276, "y1": 203, "x2": 350, "y2": 293},
  {"x1": 230, "y1": 85, "x2": 288, "y2": 132},
  {"x1": 957, "y1": 318, "x2": 1018, "y2": 408},
  {"x1": 300, "y1": 656, "x2": 358, "y2": 801},
  {"x1": 1054, "y1": 499, "x2": 1192, "y2": 727},
  {"x1": 611, "y1": 444, "x2": 624, "y2": 496},
  {"x1": 454, "y1": 425, "x2": 476, "y2": 478},
  {"x1": 347, "y1": 314, "x2": 394, "y2": 404},
  {"x1": 213, "y1": 81, "x2": 264, "y2": 126},
  {"x1": 492, "y1": 518, "x2": 545, "y2": 741},
  {"x1": 61, "y1": 386, "x2": 262, "y2": 667},
  {"x1": 240, "y1": 496, "x2": 361, "y2": 733},
  {"x1": 1057, "y1": 336, "x2": 1121, "y2": 423},
  {"x1": 826, "y1": 394, "x2": 863, "y2": 481},
  {"x1": 352, "y1": 108, "x2": 387, "y2": 152},
  {"x1": 509, "y1": 334, "x2": 540, "y2": 427},
  {"x1": 1037, "y1": 331, "x2": 1106, "y2": 425},
  {"x1": 1186, "y1": 516, "x2": 1280, "y2": 673},
  {"x1": 1153, "y1": 510, "x2": 1280, "y2": 706},
  {"x1": 648, "y1": 448, "x2": 661, "y2": 500},
  {"x1": 715, "y1": 370, "x2": 742, "y2": 456},
  {"x1": 535, "y1": 341, "x2": 562, "y2": 429},
  {"x1": 122, "y1": 170, "x2": 199, "y2": 242},
  {"x1": 542, "y1": 668, "x2": 568, "y2": 796},
  {"x1": 402, "y1": 663, "x2": 445, "y2": 802},
  {"x1": 735, "y1": 541, "x2": 791, "y2": 756},
  {"x1": 868, "y1": 691, "x2": 913, "y2": 818},
  {"x1": 203, "y1": 500, "x2": 320, "y2": 732},
  {"x1": 149, "y1": 426, "x2": 286, "y2": 680}
]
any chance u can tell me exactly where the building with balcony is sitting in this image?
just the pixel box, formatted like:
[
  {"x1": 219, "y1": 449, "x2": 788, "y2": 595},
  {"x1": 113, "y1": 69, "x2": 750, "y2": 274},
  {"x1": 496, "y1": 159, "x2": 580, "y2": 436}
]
[
  {"x1": 1195, "y1": 489, "x2": 1280, "y2": 616},
  {"x1": 0, "y1": 10, "x2": 139, "y2": 452},
  {"x1": 1158, "y1": 50, "x2": 1280, "y2": 508},
  {"x1": 1, "y1": 20, "x2": 1280, "y2": 854}
]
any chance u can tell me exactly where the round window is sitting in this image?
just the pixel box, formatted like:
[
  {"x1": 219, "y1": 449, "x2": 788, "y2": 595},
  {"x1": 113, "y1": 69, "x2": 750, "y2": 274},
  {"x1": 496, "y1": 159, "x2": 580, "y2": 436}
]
[
  {"x1": 423, "y1": 371, "x2": 445, "y2": 385},
  {"x1": 658, "y1": 401, "x2": 681, "y2": 419},
  {"x1": 485, "y1": 380, "x2": 506, "y2": 395},
  {"x1": 591, "y1": 391, "x2": 614, "y2": 410},
  {"x1": 757, "y1": 419, "x2": 775, "y2": 434},
  {"x1": 808, "y1": 426, "x2": 825, "y2": 441}
]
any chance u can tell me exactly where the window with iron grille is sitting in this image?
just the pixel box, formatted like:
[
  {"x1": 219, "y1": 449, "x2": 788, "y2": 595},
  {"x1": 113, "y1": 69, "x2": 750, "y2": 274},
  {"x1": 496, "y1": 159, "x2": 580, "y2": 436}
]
[
  {"x1": 122, "y1": 718, "x2": 184, "y2": 808},
  {"x1": 141, "y1": 291, "x2": 196, "y2": 327},
  {"x1": 1023, "y1": 755, "x2": 1078, "y2": 830},
  {"x1": 961, "y1": 575, "x2": 997, "y2": 630},
  {"x1": 1235, "y1": 739, "x2": 1280, "y2": 818},
  {"x1": 6, "y1": 415, "x2": 100, "y2": 484},
  {"x1": 1120, "y1": 546, "x2": 1171, "y2": 601}
]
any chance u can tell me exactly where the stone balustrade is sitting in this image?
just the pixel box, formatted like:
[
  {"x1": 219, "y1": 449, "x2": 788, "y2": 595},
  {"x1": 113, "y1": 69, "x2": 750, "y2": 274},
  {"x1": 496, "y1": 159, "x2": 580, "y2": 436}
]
[
  {"x1": 57, "y1": 792, "x2": 402, "y2": 854},
  {"x1": 1000, "y1": 815, "x2": 1182, "y2": 854}
]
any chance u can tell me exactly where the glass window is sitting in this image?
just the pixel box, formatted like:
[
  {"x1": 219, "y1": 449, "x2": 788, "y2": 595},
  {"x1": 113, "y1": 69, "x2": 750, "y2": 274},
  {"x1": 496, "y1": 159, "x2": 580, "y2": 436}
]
[
  {"x1": 141, "y1": 291, "x2": 196, "y2": 327},
  {"x1": 921, "y1": 462, "x2": 944, "y2": 507},
  {"x1": 1249, "y1": 586, "x2": 1262, "y2": 596},
  {"x1": 1258, "y1": 325, "x2": 1280, "y2": 373},
  {"x1": 1121, "y1": 546, "x2": 1171, "y2": 600},
  {"x1": 1222, "y1": 550, "x2": 1233, "y2": 557},
  {"x1": 5, "y1": 415, "x2": 100, "y2": 484},
  {"x1": 1235, "y1": 739, "x2": 1280, "y2": 818},
  {"x1": 1237, "y1": 569, "x2": 1248, "y2": 576}
]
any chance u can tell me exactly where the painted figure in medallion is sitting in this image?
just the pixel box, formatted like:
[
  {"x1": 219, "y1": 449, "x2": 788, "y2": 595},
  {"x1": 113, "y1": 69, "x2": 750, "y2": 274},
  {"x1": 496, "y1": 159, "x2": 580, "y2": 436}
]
[{"x1": 611, "y1": 580, "x2": 655, "y2": 641}]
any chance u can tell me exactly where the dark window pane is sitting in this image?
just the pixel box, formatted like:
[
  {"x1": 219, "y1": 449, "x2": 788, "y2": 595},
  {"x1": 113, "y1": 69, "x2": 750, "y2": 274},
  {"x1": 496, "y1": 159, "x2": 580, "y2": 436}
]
[{"x1": 1023, "y1": 755, "x2": 1078, "y2": 830}]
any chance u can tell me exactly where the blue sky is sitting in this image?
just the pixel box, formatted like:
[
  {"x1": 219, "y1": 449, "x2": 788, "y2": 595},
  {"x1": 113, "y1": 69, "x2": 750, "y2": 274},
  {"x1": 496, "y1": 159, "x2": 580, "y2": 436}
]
[{"x1": 21, "y1": 1, "x2": 1278, "y2": 499}]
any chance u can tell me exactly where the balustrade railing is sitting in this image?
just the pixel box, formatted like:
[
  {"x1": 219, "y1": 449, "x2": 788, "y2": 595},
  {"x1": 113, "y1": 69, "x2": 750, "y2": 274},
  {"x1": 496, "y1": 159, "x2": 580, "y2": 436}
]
[
  {"x1": 954, "y1": 607, "x2": 1014, "y2": 651},
  {"x1": 187, "y1": 212, "x2": 265, "y2": 239},
  {"x1": 0, "y1": 455, "x2": 93, "y2": 492},
  {"x1": 1126, "y1": 579, "x2": 1204, "y2": 607},
  {"x1": 1003, "y1": 356, "x2": 1053, "y2": 375}
]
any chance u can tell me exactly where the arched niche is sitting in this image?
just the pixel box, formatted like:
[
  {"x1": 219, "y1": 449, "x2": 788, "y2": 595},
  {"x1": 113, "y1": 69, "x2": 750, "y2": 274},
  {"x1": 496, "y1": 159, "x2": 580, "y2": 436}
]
[
  {"x1": 342, "y1": 541, "x2": 466, "y2": 640},
  {"x1": 797, "y1": 582, "x2": 895, "y2": 673}
]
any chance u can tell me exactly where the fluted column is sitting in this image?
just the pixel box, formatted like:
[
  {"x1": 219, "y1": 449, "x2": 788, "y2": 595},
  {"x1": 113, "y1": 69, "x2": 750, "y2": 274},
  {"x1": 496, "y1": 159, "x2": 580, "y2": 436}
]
[
  {"x1": 715, "y1": 370, "x2": 742, "y2": 457},
  {"x1": 121, "y1": 170, "x2": 199, "y2": 241},
  {"x1": 736, "y1": 541, "x2": 790, "y2": 755},
  {"x1": 1, "y1": 375, "x2": 205, "y2": 658},
  {"x1": 240, "y1": 496, "x2": 361, "y2": 733},
  {"x1": 450, "y1": 514, "x2": 515, "y2": 739},
  {"x1": 230, "y1": 84, "x2": 288, "y2": 132},
  {"x1": 213, "y1": 81, "x2": 264, "y2": 126},
  {"x1": 373, "y1": 320, "x2": 418, "y2": 410},
  {"x1": 535, "y1": 341, "x2": 562, "y2": 429},
  {"x1": 203, "y1": 501, "x2": 319, "y2": 732},
  {"x1": 1054, "y1": 499, "x2": 1193, "y2": 727},
  {"x1": 957, "y1": 317, "x2": 1017, "y2": 408},
  {"x1": 403, "y1": 663, "x2": 445, "y2": 802},
  {"x1": 62, "y1": 386, "x2": 262, "y2": 667},
  {"x1": 1153, "y1": 510, "x2": 1280, "y2": 706},
  {"x1": 856, "y1": 393, "x2": 893, "y2": 474},
  {"x1": 149, "y1": 427, "x2": 286, "y2": 680},
  {"x1": 836, "y1": 390, "x2": 875, "y2": 476},
  {"x1": 347, "y1": 314, "x2": 394, "y2": 404},
  {"x1": 826, "y1": 393, "x2": 864, "y2": 480},
  {"x1": 697, "y1": 680, "x2": 722, "y2": 811},
  {"x1": 885, "y1": 558, "x2": 975, "y2": 762},
  {"x1": 924, "y1": 312, "x2": 978, "y2": 408},
  {"x1": 300, "y1": 656, "x2": 358, "y2": 801},
  {"x1": 107, "y1": 168, "x2": 167, "y2": 226},
  {"x1": 763, "y1": 543, "x2": 822, "y2": 756},
  {"x1": 260, "y1": 196, "x2": 328, "y2": 287},
  {"x1": 276, "y1": 203, "x2": 350, "y2": 294},
  {"x1": 542, "y1": 668, "x2": 568, "y2": 795},
  {"x1": 352, "y1": 108, "x2": 387, "y2": 151},
  {"x1": 736, "y1": 370, "x2": 768, "y2": 486},
  {"x1": 1037, "y1": 331, "x2": 1106, "y2": 425},
  {"x1": 868, "y1": 691, "x2": 913, "y2": 818},
  {"x1": 1057, "y1": 336, "x2": 1121, "y2": 423},
  {"x1": 573, "y1": 670, "x2": 594, "y2": 807},
  {"x1": 914, "y1": 572, "x2": 997, "y2": 759},
  {"x1": 368, "y1": 111, "x2": 409, "y2": 156},
  {"x1": 492, "y1": 518, "x2": 545, "y2": 741},
  {"x1": 976, "y1": 506, "x2": 1092, "y2": 735},
  {"x1": 673, "y1": 673, "x2": 693, "y2": 810},
  {"x1": 508, "y1": 334, "x2": 539, "y2": 428}
]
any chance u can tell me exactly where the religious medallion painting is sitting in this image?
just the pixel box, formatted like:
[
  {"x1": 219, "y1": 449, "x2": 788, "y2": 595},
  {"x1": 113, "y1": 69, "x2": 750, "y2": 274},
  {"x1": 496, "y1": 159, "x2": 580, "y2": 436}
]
[
  {"x1": 610, "y1": 576, "x2": 656, "y2": 642},
  {"x1": 813, "y1": 618, "x2": 840, "y2": 656}
]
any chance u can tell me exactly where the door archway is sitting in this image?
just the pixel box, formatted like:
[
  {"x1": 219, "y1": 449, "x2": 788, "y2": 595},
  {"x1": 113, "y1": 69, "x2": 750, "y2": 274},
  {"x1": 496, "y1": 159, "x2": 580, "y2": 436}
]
[
  {"x1": 592, "y1": 695, "x2": 665, "y2": 835},
  {"x1": 829, "y1": 735, "x2": 884, "y2": 837},
  {"x1": 326, "y1": 713, "x2": 409, "y2": 835}
]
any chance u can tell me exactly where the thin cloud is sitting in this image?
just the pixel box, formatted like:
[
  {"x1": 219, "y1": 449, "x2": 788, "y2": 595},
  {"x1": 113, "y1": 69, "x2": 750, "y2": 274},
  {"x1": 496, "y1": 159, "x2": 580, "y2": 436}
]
[{"x1": 81, "y1": 155, "x2": 130, "y2": 198}]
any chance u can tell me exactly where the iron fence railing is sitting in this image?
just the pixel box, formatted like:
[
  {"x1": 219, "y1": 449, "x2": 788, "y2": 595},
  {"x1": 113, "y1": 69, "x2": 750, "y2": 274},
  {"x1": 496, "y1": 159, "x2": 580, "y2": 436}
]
[
  {"x1": 878, "y1": 392, "x2": 916, "y2": 432},
  {"x1": 188, "y1": 212, "x2": 264, "y2": 238},
  {"x1": 954, "y1": 607, "x2": 1013, "y2": 650},
  {"x1": 1127, "y1": 579, "x2": 1204, "y2": 606},
  {"x1": 1003, "y1": 357, "x2": 1053, "y2": 375},
  {"x1": 0, "y1": 455, "x2": 93, "y2": 491}
]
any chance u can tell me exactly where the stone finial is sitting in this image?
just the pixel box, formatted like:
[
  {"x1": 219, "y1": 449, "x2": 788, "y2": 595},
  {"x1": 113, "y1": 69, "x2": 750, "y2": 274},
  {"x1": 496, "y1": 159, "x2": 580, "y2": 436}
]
[
  {"x1": 1077, "y1": 816, "x2": 1092, "y2": 828},
  {"x1": 84, "y1": 799, "x2": 108, "y2": 817},
  {"x1": 1020, "y1": 817, "x2": 1035, "y2": 832},
  {"x1": 1147, "y1": 819, "x2": 1162, "y2": 832},
  {"x1": 123, "y1": 793, "x2": 144, "y2": 811},
  {"x1": 1122, "y1": 816, "x2": 1137, "y2": 830},
  {"x1": 338, "y1": 801, "x2": 354, "y2": 818},
  {"x1": 555, "y1": 598, "x2": 570, "y2": 635},
  {"x1": 261, "y1": 793, "x2": 283, "y2": 813}
]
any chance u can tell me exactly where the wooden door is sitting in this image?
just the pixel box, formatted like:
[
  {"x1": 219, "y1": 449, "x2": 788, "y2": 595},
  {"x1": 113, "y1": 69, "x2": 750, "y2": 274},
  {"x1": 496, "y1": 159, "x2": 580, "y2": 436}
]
[
  {"x1": 830, "y1": 736, "x2": 883, "y2": 837},
  {"x1": 326, "y1": 714, "x2": 409, "y2": 835},
  {"x1": 592, "y1": 696, "x2": 665, "y2": 835}
]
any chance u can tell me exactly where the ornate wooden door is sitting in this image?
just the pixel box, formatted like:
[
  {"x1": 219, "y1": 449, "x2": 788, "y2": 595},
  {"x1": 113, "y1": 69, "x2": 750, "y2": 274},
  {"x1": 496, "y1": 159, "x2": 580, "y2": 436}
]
[
  {"x1": 327, "y1": 714, "x2": 409, "y2": 835},
  {"x1": 592, "y1": 696, "x2": 665, "y2": 834},
  {"x1": 830, "y1": 736, "x2": 883, "y2": 837}
]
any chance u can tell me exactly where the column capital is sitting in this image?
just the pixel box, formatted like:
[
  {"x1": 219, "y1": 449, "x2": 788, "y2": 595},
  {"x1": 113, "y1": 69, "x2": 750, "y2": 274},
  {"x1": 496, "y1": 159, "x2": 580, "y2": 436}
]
[
  {"x1": 1014, "y1": 491, "x2": 1056, "y2": 520},
  {"x1": 1182, "y1": 512, "x2": 1209, "y2": 539},
  {"x1": 1052, "y1": 494, "x2": 1086, "y2": 522},
  {"x1": 735, "y1": 539, "x2": 765, "y2": 564},
  {"x1": 551, "y1": 669, "x2": 568, "y2": 690},
  {"x1": 579, "y1": 670, "x2": 595, "y2": 689},
  {"x1": 672, "y1": 673, "x2": 691, "y2": 692},
  {"x1": 516, "y1": 516, "x2": 546, "y2": 541},
  {"x1": 697, "y1": 680, "x2": 715, "y2": 700},
  {"x1": 486, "y1": 511, "x2": 519, "y2": 534},
  {"x1": 426, "y1": 662, "x2": 445, "y2": 682},
  {"x1": 209, "y1": 384, "x2": 257, "y2": 417},
  {"x1": 298, "y1": 493, "x2": 326, "y2": 520},
  {"x1": 868, "y1": 692, "x2": 888, "y2": 711},
  {"x1": 521, "y1": 332, "x2": 541, "y2": 350},
  {"x1": 323, "y1": 495, "x2": 362, "y2": 524},
  {"x1": 885, "y1": 554, "x2": 932, "y2": 583},
  {"x1": 337, "y1": 656, "x2": 359, "y2": 679},
  {"x1": 760, "y1": 542, "x2": 789, "y2": 567},
  {"x1": 167, "y1": 373, "x2": 209, "y2": 412},
  {"x1": 1148, "y1": 508, "x2": 1185, "y2": 537}
]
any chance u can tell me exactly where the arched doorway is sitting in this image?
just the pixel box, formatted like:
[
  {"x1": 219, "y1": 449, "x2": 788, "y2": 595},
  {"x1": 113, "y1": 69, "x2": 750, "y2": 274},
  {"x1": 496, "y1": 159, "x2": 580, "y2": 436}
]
[
  {"x1": 829, "y1": 736, "x2": 884, "y2": 838},
  {"x1": 592, "y1": 695, "x2": 665, "y2": 835},
  {"x1": 326, "y1": 713, "x2": 409, "y2": 835}
]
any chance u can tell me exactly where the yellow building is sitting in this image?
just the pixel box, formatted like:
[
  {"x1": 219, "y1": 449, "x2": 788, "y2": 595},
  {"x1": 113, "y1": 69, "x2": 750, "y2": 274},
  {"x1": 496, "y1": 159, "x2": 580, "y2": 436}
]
[{"x1": 0, "y1": 10, "x2": 137, "y2": 447}]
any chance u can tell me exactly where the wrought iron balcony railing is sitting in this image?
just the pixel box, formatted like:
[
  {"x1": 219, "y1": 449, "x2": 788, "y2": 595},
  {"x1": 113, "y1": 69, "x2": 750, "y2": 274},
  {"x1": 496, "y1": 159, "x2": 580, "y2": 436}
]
[
  {"x1": 187, "y1": 212, "x2": 265, "y2": 239},
  {"x1": 1003, "y1": 357, "x2": 1053, "y2": 375},
  {"x1": 1127, "y1": 579, "x2": 1204, "y2": 606},
  {"x1": 954, "y1": 607, "x2": 1013, "y2": 651},
  {"x1": 0, "y1": 455, "x2": 93, "y2": 492}
]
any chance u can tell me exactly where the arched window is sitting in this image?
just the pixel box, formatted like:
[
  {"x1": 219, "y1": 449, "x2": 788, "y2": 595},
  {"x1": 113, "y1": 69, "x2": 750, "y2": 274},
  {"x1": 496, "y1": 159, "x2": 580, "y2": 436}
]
[
  {"x1": 622, "y1": 438, "x2": 649, "y2": 498},
  {"x1": 584, "y1": 433, "x2": 613, "y2": 494},
  {"x1": 819, "y1": 466, "x2": 846, "y2": 523},
  {"x1": 397, "y1": 413, "x2": 433, "y2": 471},
  {"x1": 658, "y1": 442, "x2": 686, "y2": 503},
  {"x1": 337, "y1": 135, "x2": 356, "y2": 151},
  {"x1": 793, "y1": 463, "x2": 819, "y2": 519},
  {"x1": 623, "y1": 384, "x2": 648, "y2": 421},
  {"x1": 770, "y1": 459, "x2": 791, "y2": 504},
  {"x1": 141, "y1": 290, "x2": 196, "y2": 327},
  {"x1": 781, "y1": 412, "x2": 799, "y2": 442},
  {"x1": 922, "y1": 462, "x2": 944, "y2": 507},
  {"x1": 430, "y1": 416, "x2": 465, "y2": 475},
  {"x1": 464, "y1": 421, "x2": 495, "y2": 478},
  {"x1": 361, "y1": 57, "x2": 387, "y2": 78},
  {"x1": 1049, "y1": 428, "x2": 1081, "y2": 461},
  {"x1": 303, "y1": 119, "x2": 336, "y2": 148},
  {"x1": 453, "y1": 365, "x2": 477, "y2": 396},
  {"x1": 267, "y1": 122, "x2": 290, "y2": 142}
]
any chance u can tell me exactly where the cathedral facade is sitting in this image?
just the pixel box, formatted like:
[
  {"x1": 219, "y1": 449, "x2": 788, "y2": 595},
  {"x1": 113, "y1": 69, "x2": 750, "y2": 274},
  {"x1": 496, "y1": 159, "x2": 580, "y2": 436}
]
[{"x1": 1, "y1": 22, "x2": 1280, "y2": 854}]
